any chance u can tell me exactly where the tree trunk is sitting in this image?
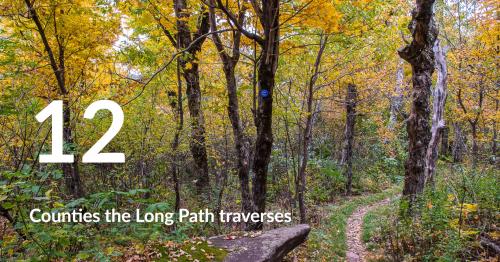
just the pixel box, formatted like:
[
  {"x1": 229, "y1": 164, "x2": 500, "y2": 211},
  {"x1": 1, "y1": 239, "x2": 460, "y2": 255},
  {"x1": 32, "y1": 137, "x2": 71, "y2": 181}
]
[
  {"x1": 170, "y1": 60, "x2": 184, "y2": 212},
  {"x1": 25, "y1": 0, "x2": 84, "y2": 198},
  {"x1": 424, "y1": 40, "x2": 448, "y2": 186},
  {"x1": 62, "y1": 99, "x2": 84, "y2": 198},
  {"x1": 225, "y1": 66, "x2": 253, "y2": 217},
  {"x1": 440, "y1": 126, "x2": 449, "y2": 156},
  {"x1": 398, "y1": 0, "x2": 438, "y2": 202},
  {"x1": 208, "y1": 3, "x2": 253, "y2": 221},
  {"x1": 297, "y1": 35, "x2": 327, "y2": 223},
  {"x1": 471, "y1": 124, "x2": 479, "y2": 168},
  {"x1": 492, "y1": 92, "x2": 498, "y2": 164},
  {"x1": 173, "y1": 0, "x2": 210, "y2": 193},
  {"x1": 388, "y1": 59, "x2": 404, "y2": 131},
  {"x1": 452, "y1": 122, "x2": 466, "y2": 163},
  {"x1": 250, "y1": 0, "x2": 281, "y2": 230},
  {"x1": 215, "y1": 0, "x2": 280, "y2": 230},
  {"x1": 341, "y1": 84, "x2": 358, "y2": 196}
]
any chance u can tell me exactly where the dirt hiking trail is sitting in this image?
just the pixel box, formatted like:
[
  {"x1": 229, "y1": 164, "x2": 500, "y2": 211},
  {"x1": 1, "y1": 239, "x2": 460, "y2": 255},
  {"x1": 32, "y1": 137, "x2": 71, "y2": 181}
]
[{"x1": 345, "y1": 198, "x2": 391, "y2": 262}]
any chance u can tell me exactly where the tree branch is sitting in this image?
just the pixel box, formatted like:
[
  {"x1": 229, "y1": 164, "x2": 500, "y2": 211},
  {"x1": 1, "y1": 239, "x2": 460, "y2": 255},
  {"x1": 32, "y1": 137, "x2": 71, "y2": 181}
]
[
  {"x1": 215, "y1": 0, "x2": 264, "y2": 45},
  {"x1": 24, "y1": 0, "x2": 66, "y2": 94}
]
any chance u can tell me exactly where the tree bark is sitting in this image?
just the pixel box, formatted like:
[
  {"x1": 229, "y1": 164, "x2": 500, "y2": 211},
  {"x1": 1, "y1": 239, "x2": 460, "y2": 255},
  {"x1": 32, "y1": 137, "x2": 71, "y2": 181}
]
[
  {"x1": 251, "y1": 0, "x2": 280, "y2": 230},
  {"x1": 341, "y1": 84, "x2": 358, "y2": 196},
  {"x1": 398, "y1": 0, "x2": 438, "y2": 202},
  {"x1": 208, "y1": 2, "x2": 253, "y2": 219},
  {"x1": 424, "y1": 40, "x2": 448, "y2": 186},
  {"x1": 297, "y1": 35, "x2": 327, "y2": 223},
  {"x1": 173, "y1": 0, "x2": 210, "y2": 193}
]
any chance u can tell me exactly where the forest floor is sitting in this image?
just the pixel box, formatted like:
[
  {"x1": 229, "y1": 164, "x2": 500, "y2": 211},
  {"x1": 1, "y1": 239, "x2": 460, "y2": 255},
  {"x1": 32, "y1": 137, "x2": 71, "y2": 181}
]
[{"x1": 345, "y1": 198, "x2": 391, "y2": 262}]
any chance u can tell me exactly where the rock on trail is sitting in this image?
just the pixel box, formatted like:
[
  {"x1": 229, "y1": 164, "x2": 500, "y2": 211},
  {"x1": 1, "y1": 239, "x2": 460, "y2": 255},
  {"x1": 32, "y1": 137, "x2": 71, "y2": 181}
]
[{"x1": 209, "y1": 224, "x2": 310, "y2": 262}]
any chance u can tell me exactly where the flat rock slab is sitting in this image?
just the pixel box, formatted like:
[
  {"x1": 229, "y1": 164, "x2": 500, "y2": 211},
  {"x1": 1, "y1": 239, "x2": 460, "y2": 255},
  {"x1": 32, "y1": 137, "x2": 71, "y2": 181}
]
[{"x1": 209, "y1": 224, "x2": 311, "y2": 262}]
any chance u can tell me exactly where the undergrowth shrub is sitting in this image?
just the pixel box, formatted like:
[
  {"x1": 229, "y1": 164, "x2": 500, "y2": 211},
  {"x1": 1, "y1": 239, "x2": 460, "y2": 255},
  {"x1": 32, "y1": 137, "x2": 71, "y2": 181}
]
[{"x1": 368, "y1": 164, "x2": 499, "y2": 261}]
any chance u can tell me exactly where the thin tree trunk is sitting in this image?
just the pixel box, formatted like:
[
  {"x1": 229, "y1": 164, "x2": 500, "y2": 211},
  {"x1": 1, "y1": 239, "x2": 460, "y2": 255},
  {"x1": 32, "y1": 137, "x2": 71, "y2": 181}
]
[
  {"x1": 297, "y1": 35, "x2": 327, "y2": 223},
  {"x1": 398, "y1": 0, "x2": 438, "y2": 202},
  {"x1": 173, "y1": 0, "x2": 210, "y2": 193},
  {"x1": 341, "y1": 84, "x2": 358, "y2": 196},
  {"x1": 170, "y1": 60, "x2": 184, "y2": 212},
  {"x1": 25, "y1": 0, "x2": 84, "y2": 198},
  {"x1": 440, "y1": 126, "x2": 449, "y2": 156},
  {"x1": 456, "y1": 77, "x2": 485, "y2": 168},
  {"x1": 388, "y1": 59, "x2": 404, "y2": 131},
  {"x1": 452, "y1": 122, "x2": 466, "y2": 163},
  {"x1": 216, "y1": 0, "x2": 280, "y2": 230},
  {"x1": 208, "y1": 2, "x2": 253, "y2": 220},
  {"x1": 424, "y1": 40, "x2": 448, "y2": 186},
  {"x1": 62, "y1": 100, "x2": 84, "y2": 198},
  {"x1": 471, "y1": 124, "x2": 479, "y2": 168},
  {"x1": 492, "y1": 90, "x2": 498, "y2": 164}
]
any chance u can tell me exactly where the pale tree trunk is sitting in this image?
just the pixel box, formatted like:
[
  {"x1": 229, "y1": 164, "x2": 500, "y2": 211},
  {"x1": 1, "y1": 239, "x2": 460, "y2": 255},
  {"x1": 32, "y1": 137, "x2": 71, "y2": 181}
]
[
  {"x1": 424, "y1": 39, "x2": 448, "y2": 186},
  {"x1": 173, "y1": 0, "x2": 210, "y2": 193},
  {"x1": 388, "y1": 59, "x2": 405, "y2": 131},
  {"x1": 398, "y1": 0, "x2": 438, "y2": 202},
  {"x1": 341, "y1": 84, "x2": 357, "y2": 196},
  {"x1": 297, "y1": 35, "x2": 327, "y2": 223},
  {"x1": 208, "y1": 2, "x2": 253, "y2": 221}
]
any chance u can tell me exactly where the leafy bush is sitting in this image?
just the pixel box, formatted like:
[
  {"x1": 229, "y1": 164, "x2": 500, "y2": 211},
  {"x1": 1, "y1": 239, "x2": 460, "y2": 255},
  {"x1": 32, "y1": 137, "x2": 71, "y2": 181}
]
[
  {"x1": 307, "y1": 160, "x2": 346, "y2": 203},
  {"x1": 0, "y1": 169, "x2": 197, "y2": 260},
  {"x1": 365, "y1": 165, "x2": 499, "y2": 261}
]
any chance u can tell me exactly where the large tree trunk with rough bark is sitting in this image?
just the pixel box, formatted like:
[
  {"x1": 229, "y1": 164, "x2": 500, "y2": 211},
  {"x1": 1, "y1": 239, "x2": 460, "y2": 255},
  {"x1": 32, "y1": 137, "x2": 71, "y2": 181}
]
[
  {"x1": 424, "y1": 40, "x2": 448, "y2": 186},
  {"x1": 173, "y1": 0, "x2": 210, "y2": 193},
  {"x1": 208, "y1": 2, "x2": 253, "y2": 220},
  {"x1": 398, "y1": 0, "x2": 438, "y2": 202},
  {"x1": 341, "y1": 84, "x2": 357, "y2": 196}
]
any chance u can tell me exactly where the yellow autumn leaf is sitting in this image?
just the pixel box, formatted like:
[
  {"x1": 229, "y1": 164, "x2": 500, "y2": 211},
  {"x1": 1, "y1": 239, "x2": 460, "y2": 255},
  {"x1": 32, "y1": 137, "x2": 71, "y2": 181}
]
[{"x1": 462, "y1": 203, "x2": 478, "y2": 213}]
